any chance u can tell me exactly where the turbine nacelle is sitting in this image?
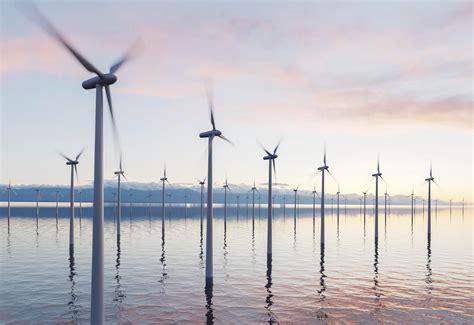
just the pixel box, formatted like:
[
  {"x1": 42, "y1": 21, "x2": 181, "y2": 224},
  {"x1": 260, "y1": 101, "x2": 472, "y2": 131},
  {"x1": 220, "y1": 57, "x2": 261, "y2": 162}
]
[
  {"x1": 425, "y1": 177, "x2": 434, "y2": 182},
  {"x1": 115, "y1": 171, "x2": 124, "y2": 176},
  {"x1": 199, "y1": 129, "x2": 222, "y2": 138},
  {"x1": 160, "y1": 177, "x2": 168, "y2": 182},
  {"x1": 66, "y1": 161, "x2": 79, "y2": 165},
  {"x1": 372, "y1": 172, "x2": 382, "y2": 177},
  {"x1": 263, "y1": 154, "x2": 278, "y2": 160},
  {"x1": 82, "y1": 74, "x2": 117, "y2": 90},
  {"x1": 318, "y1": 165, "x2": 328, "y2": 171}
]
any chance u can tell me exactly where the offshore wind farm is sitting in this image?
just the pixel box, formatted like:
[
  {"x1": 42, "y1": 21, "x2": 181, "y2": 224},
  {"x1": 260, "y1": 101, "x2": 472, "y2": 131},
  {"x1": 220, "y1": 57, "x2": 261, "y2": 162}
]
[{"x1": 1, "y1": 1, "x2": 473, "y2": 324}]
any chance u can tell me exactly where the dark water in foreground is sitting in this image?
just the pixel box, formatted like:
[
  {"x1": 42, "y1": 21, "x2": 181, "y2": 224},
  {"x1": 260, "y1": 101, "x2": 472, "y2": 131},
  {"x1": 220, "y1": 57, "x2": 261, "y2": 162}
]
[{"x1": 1, "y1": 206, "x2": 472, "y2": 324}]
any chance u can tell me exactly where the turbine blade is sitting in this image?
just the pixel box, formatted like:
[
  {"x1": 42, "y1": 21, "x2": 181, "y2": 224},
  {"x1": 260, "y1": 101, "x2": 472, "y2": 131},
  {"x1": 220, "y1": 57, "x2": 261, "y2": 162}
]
[
  {"x1": 122, "y1": 172, "x2": 128, "y2": 181},
  {"x1": 205, "y1": 87, "x2": 216, "y2": 130},
  {"x1": 75, "y1": 147, "x2": 85, "y2": 161},
  {"x1": 218, "y1": 134, "x2": 233, "y2": 145},
  {"x1": 273, "y1": 138, "x2": 282, "y2": 154},
  {"x1": 110, "y1": 39, "x2": 140, "y2": 74},
  {"x1": 21, "y1": 3, "x2": 103, "y2": 76},
  {"x1": 105, "y1": 85, "x2": 121, "y2": 150},
  {"x1": 259, "y1": 143, "x2": 272, "y2": 156},
  {"x1": 74, "y1": 164, "x2": 80, "y2": 186},
  {"x1": 57, "y1": 150, "x2": 73, "y2": 162}
]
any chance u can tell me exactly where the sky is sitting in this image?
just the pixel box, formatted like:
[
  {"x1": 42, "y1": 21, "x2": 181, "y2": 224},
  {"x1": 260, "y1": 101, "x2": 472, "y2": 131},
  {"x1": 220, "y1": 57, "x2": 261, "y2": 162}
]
[{"x1": 1, "y1": 1, "x2": 472, "y2": 202}]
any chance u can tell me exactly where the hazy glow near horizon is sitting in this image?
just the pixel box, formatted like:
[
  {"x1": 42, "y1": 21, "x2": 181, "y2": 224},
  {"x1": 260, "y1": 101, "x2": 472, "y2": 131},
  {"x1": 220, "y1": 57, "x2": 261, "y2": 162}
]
[{"x1": 1, "y1": 2, "x2": 472, "y2": 201}]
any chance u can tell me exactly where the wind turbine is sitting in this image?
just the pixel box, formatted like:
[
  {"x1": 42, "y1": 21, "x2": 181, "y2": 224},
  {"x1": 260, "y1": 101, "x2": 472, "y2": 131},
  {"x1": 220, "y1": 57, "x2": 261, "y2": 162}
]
[
  {"x1": 54, "y1": 187, "x2": 60, "y2": 228},
  {"x1": 6, "y1": 181, "x2": 16, "y2": 230},
  {"x1": 223, "y1": 178, "x2": 230, "y2": 233},
  {"x1": 35, "y1": 188, "x2": 41, "y2": 229},
  {"x1": 199, "y1": 88, "x2": 232, "y2": 286},
  {"x1": 283, "y1": 196, "x2": 286, "y2": 218},
  {"x1": 114, "y1": 156, "x2": 126, "y2": 242},
  {"x1": 146, "y1": 191, "x2": 153, "y2": 220},
  {"x1": 262, "y1": 141, "x2": 280, "y2": 260},
  {"x1": 24, "y1": 5, "x2": 138, "y2": 323},
  {"x1": 317, "y1": 147, "x2": 334, "y2": 248},
  {"x1": 160, "y1": 167, "x2": 170, "y2": 240},
  {"x1": 79, "y1": 189, "x2": 83, "y2": 227},
  {"x1": 362, "y1": 190, "x2": 368, "y2": 226},
  {"x1": 236, "y1": 194, "x2": 240, "y2": 220},
  {"x1": 129, "y1": 192, "x2": 133, "y2": 221},
  {"x1": 293, "y1": 186, "x2": 299, "y2": 231},
  {"x1": 250, "y1": 180, "x2": 258, "y2": 230},
  {"x1": 198, "y1": 178, "x2": 206, "y2": 239},
  {"x1": 312, "y1": 186, "x2": 319, "y2": 232},
  {"x1": 372, "y1": 158, "x2": 383, "y2": 243},
  {"x1": 336, "y1": 187, "x2": 340, "y2": 221},
  {"x1": 425, "y1": 165, "x2": 435, "y2": 241}
]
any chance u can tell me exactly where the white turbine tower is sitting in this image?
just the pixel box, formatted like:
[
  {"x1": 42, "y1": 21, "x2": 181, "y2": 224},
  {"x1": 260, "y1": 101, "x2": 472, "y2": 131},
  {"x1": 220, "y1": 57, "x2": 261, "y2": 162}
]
[
  {"x1": 372, "y1": 158, "x2": 383, "y2": 244},
  {"x1": 425, "y1": 165, "x2": 436, "y2": 241},
  {"x1": 6, "y1": 181, "x2": 15, "y2": 230},
  {"x1": 198, "y1": 178, "x2": 206, "y2": 240},
  {"x1": 59, "y1": 148, "x2": 84, "y2": 254},
  {"x1": 25, "y1": 6, "x2": 137, "y2": 323},
  {"x1": 317, "y1": 147, "x2": 333, "y2": 248},
  {"x1": 312, "y1": 186, "x2": 319, "y2": 232},
  {"x1": 199, "y1": 88, "x2": 232, "y2": 286},
  {"x1": 35, "y1": 188, "x2": 41, "y2": 229},
  {"x1": 262, "y1": 141, "x2": 280, "y2": 260},
  {"x1": 54, "y1": 187, "x2": 60, "y2": 227},
  {"x1": 250, "y1": 180, "x2": 258, "y2": 230},
  {"x1": 293, "y1": 186, "x2": 299, "y2": 231},
  {"x1": 160, "y1": 167, "x2": 170, "y2": 240},
  {"x1": 114, "y1": 156, "x2": 126, "y2": 242},
  {"x1": 223, "y1": 178, "x2": 230, "y2": 233}
]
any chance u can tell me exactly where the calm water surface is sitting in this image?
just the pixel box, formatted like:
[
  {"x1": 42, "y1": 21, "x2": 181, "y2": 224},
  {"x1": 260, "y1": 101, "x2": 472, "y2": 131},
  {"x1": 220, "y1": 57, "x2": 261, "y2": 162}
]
[{"x1": 1, "y1": 205, "x2": 473, "y2": 324}]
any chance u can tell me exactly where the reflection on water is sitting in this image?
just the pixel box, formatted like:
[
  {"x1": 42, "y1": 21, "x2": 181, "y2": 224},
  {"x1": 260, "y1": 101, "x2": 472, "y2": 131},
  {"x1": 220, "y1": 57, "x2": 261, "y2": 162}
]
[
  {"x1": 114, "y1": 240, "x2": 126, "y2": 304},
  {"x1": 0, "y1": 206, "x2": 472, "y2": 324},
  {"x1": 205, "y1": 283, "x2": 214, "y2": 325},
  {"x1": 265, "y1": 256, "x2": 276, "y2": 324},
  {"x1": 316, "y1": 246, "x2": 327, "y2": 320},
  {"x1": 67, "y1": 253, "x2": 81, "y2": 321}
]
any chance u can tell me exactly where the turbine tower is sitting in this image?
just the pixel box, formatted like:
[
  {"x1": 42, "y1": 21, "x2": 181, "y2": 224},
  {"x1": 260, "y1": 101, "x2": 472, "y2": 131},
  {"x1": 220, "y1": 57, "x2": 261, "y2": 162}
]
[
  {"x1": 250, "y1": 180, "x2": 258, "y2": 230},
  {"x1": 6, "y1": 181, "x2": 14, "y2": 230},
  {"x1": 317, "y1": 147, "x2": 331, "y2": 248},
  {"x1": 312, "y1": 186, "x2": 319, "y2": 232},
  {"x1": 293, "y1": 186, "x2": 299, "y2": 231},
  {"x1": 114, "y1": 156, "x2": 126, "y2": 242},
  {"x1": 160, "y1": 167, "x2": 170, "y2": 240},
  {"x1": 59, "y1": 148, "x2": 84, "y2": 254},
  {"x1": 262, "y1": 141, "x2": 280, "y2": 260},
  {"x1": 362, "y1": 190, "x2": 368, "y2": 225},
  {"x1": 372, "y1": 158, "x2": 383, "y2": 244},
  {"x1": 35, "y1": 188, "x2": 41, "y2": 228},
  {"x1": 223, "y1": 178, "x2": 230, "y2": 233},
  {"x1": 199, "y1": 88, "x2": 232, "y2": 286},
  {"x1": 27, "y1": 6, "x2": 137, "y2": 323},
  {"x1": 425, "y1": 165, "x2": 435, "y2": 241},
  {"x1": 198, "y1": 178, "x2": 206, "y2": 241}
]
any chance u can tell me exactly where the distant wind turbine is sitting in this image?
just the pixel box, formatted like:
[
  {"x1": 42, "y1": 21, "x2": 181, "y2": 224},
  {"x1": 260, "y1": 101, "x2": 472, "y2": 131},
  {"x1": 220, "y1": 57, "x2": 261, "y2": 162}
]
[
  {"x1": 312, "y1": 186, "x2": 319, "y2": 232},
  {"x1": 35, "y1": 188, "x2": 41, "y2": 229},
  {"x1": 362, "y1": 190, "x2": 368, "y2": 226},
  {"x1": 79, "y1": 189, "x2": 83, "y2": 227},
  {"x1": 198, "y1": 178, "x2": 206, "y2": 241},
  {"x1": 293, "y1": 186, "x2": 299, "y2": 231},
  {"x1": 223, "y1": 178, "x2": 230, "y2": 233},
  {"x1": 372, "y1": 158, "x2": 383, "y2": 243},
  {"x1": 336, "y1": 187, "x2": 340, "y2": 222},
  {"x1": 199, "y1": 87, "x2": 232, "y2": 286},
  {"x1": 160, "y1": 167, "x2": 170, "y2": 240},
  {"x1": 6, "y1": 181, "x2": 14, "y2": 229},
  {"x1": 54, "y1": 187, "x2": 60, "y2": 227},
  {"x1": 250, "y1": 180, "x2": 258, "y2": 230},
  {"x1": 425, "y1": 165, "x2": 436, "y2": 241},
  {"x1": 262, "y1": 141, "x2": 280, "y2": 260},
  {"x1": 114, "y1": 156, "x2": 126, "y2": 242},
  {"x1": 317, "y1": 146, "x2": 331, "y2": 248}
]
